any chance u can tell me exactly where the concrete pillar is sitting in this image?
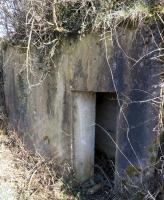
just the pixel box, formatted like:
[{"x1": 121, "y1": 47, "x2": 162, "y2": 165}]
[{"x1": 73, "y1": 92, "x2": 96, "y2": 183}]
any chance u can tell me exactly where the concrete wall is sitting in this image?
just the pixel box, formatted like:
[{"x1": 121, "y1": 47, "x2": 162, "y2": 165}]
[
  {"x1": 3, "y1": 34, "x2": 114, "y2": 168},
  {"x1": 113, "y1": 25, "x2": 162, "y2": 179},
  {"x1": 2, "y1": 23, "x2": 163, "y2": 183}
]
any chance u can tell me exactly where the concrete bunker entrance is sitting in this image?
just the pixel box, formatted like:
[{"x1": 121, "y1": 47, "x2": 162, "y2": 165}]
[
  {"x1": 73, "y1": 92, "x2": 119, "y2": 182},
  {"x1": 95, "y1": 92, "x2": 119, "y2": 178}
]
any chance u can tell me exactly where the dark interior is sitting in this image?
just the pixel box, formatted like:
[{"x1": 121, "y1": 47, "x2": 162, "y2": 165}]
[{"x1": 95, "y1": 92, "x2": 119, "y2": 179}]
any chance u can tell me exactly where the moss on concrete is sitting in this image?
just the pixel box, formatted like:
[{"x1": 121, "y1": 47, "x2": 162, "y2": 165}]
[{"x1": 125, "y1": 165, "x2": 141, "y2": 177}]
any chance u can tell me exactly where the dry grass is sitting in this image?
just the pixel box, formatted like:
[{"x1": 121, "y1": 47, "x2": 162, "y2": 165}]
[{"x1": 0, "y1": 130, "x2": 78, "y2": 200}]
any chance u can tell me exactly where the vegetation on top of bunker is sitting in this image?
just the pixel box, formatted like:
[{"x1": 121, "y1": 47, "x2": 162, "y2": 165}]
[{"x1": 0, "y1": 1, "x2": 164, "y2": 45}]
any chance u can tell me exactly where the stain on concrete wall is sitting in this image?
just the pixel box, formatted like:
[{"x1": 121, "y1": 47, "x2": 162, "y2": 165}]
[{"x1": 113, "y1": 25, "x2": 162, "y2": 180}]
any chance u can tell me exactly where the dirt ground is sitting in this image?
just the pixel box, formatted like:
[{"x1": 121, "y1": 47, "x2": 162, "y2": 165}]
[{"x1": 0, "y1": 131, "x2": 77, "y2": 200}]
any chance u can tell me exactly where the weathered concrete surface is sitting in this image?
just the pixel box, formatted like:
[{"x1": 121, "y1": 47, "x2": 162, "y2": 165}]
[
  {"x1": 2, "y1": 24, "x2": 163, "y2": 183},
  {"x1": 73, "y1": 92, "x2": 96, "y2": 182},
  {"x1": 3, "y1": 34, "x2": 114, "y2": 182},
  {"x1": 113, "y1": 25, "x2": 163, "y2": 181},
  {"x1": 69, "y1": 35, "x2": 114, "y2": 92}
]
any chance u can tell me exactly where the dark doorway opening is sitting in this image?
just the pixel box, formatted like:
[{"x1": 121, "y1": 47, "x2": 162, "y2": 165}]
[
  {"x1": 78, "y1": 92, "x2": 119, "y2": 199},
  {"x1": 95, "y1": 92, "x2": 119, "y2": 181}
]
